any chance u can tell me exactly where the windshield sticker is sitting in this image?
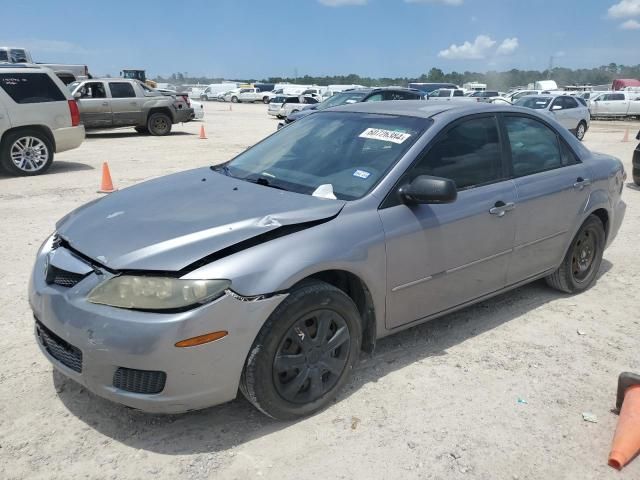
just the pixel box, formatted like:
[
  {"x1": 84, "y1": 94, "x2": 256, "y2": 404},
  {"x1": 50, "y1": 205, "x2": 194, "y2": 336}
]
[
  {"x1": 359, "y1": 128, "x2": 411, "y2": 144},
  {"x1": 312, "y1": 184, "x2": 337, "y2": 200},
  {"x1": 353, "y1": 169, "x2": 371, "y2": 179}
]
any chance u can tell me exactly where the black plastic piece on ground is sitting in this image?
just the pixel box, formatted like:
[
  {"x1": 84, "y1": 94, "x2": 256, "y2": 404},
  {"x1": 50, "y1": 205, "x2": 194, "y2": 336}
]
[{"x1": 616, "y1": 372, "x2": 640, "y2": 411}]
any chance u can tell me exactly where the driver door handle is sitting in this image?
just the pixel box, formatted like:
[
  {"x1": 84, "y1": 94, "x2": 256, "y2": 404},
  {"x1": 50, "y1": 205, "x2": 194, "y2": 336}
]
[
  {"x1": 489, "y1": 201, "x2": 516, "y2": 217},
  {"x1": 573, "y1": 177, "x2": 592, "y2": 190},
  {"x1": 101, "y1": 102, "x2": 109, "y2": 106}
]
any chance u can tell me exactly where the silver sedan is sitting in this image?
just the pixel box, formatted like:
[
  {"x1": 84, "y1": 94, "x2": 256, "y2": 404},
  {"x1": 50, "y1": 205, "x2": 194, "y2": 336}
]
[
  {"x1": 30, "y1": 101, "x2": 626, "y2": 419},
  {"x1": 514, "y1": 94, "x2": 591, "y2": 140}
]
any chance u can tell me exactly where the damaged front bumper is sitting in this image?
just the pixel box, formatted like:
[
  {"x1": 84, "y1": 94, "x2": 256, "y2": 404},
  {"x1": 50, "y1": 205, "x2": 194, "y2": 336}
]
[{"x1": 28, "y1": 237, "x2": 286, "y2": 414}]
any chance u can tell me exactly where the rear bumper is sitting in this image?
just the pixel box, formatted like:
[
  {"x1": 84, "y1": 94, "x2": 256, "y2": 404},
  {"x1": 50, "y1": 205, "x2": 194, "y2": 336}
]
[
  {"x1": 607, "y1": 198, "x2": 626, "y2": 247},
  {"x1": 174, "y1": 108, "x2": 194, "y2": 123},
  {"x1": 53, "y1": 125, "x2": 85, "y2": 153}
]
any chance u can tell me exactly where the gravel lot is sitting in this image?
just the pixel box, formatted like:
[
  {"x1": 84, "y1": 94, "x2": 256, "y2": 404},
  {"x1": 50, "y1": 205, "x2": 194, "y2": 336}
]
[{"x1": 1, "y1": 103, "x2": 639, "y2": 480}]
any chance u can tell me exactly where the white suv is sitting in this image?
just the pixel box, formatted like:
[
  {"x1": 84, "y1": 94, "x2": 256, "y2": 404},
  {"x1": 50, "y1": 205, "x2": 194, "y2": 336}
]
[{"x1": 0, "y1": 65, "x2": 85, "y2": 175}]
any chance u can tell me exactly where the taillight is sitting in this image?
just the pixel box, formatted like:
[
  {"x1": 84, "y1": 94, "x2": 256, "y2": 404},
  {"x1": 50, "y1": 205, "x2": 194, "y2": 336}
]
[{"x1": 68, "y1": 100, "x2": 81, "y2": 127}]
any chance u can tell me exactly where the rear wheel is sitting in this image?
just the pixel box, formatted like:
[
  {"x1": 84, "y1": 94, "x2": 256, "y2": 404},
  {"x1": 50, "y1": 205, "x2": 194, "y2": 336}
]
[
  {"x1": 231, "y1": 96, "x2": 238, "y2": 103},
  {"x1": 240, "y1": 281, "x2": 361, "y2": 420},
  {"x1": 545, "y1": 215, "x2": 605, "y2": 293},
  {"x1": 0, "y1": 129, "x2": 54, "y2": 176},
  {"x1": 147, "y1": 112, "x2": 172, "y2": 136},
  {"x1": 263, "y1": 96, "x2": 270, "y2": 104},
  {"x1": 575, "y1": 121, "x2": 587, "y2": 141}
]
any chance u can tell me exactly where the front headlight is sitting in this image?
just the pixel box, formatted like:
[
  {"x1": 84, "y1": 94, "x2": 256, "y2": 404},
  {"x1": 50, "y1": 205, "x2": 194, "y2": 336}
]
[{"x1": 87, "y1": 276, "x2": 231, "y2": 311}]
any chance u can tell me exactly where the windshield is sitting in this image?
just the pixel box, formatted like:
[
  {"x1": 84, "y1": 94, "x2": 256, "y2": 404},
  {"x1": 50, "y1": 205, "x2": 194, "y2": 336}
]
[
  {"x1": 317, "y1": 91, "x2": 368, "y2": 110},
  {"x1": 219, "y1": 111, "x2": 430, "y2": 200},
  {"x1": 515, "y1": 97, "x2": 552, "y2": 109}
]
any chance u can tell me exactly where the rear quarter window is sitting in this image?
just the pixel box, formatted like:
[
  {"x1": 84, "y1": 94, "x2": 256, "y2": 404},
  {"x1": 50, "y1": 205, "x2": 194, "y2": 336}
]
[{"x1": 0, "y1": 73, "x2": 66, "y2": 104}]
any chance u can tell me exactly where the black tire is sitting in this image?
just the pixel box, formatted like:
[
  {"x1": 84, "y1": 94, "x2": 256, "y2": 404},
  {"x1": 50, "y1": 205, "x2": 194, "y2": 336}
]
[
  {"x1": 147, "y1": 112, "x2": 172, "y2": 136},
  {"x1": 134, "y1": 126, "x2": 149, "y2": 134},
  {"x1": 291, "y1": 110, "x2": 299, "y2": 114},
  {"x1": 545, "y1": 215, "x2": 605, "y2": 293},
  {"x1": 262, "y1": 96, "x2": 270, "y2": 104},
  {"x1": 0, "y1": 129, "x2": 54, "y2": 176},
  {"x1": 231, "y1": 96, "x2": 238, "y2": 103},
  {"x1": 633, "y1": 174, "x2": 640, "y2": 186},
  {"x1": 240, "y1": 280, "x2": 362, "y2": 420},
  {"x1": 575, "y1": 121, "x2": 587, "y2": 141}
]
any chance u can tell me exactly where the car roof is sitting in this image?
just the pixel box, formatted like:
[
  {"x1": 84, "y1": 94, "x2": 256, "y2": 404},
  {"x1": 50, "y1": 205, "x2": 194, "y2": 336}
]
[
  {"x1": 328, "y1": 100, "x2": 506, "y2": 118},
  {"x1": 0, "y1": 63, "x2": 45, "y2": 71}
]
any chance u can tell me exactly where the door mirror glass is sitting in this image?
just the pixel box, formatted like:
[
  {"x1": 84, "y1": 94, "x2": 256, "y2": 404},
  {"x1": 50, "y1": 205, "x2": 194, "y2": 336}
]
[
  {"x1": 400, "y1": 175, "x2": 457, "y2": 205},
  {"x1": 73, "y1": 91, "x2": 82, "y2": 99},
  {"x1": 551, "y1": 104, "x2": 562, "y2": 111}
]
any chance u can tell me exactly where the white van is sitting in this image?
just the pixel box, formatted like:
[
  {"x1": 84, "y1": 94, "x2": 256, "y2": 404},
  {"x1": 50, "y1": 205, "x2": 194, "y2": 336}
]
[{"x1": 200, "y1": 83, "x2": 239, "y2": 101}]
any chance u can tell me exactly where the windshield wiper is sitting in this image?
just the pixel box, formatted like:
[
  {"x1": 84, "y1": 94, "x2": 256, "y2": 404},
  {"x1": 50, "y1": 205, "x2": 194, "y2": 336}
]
[
  {"x1": 247, "y1": 176, "x2": 289, "y2": 191},
  {"x1": 211, "y1": 164, "x2": 233, "y2": 177}
]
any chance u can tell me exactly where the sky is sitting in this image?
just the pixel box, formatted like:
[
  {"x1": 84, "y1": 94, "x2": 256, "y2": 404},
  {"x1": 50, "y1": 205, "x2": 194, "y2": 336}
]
[{"x1": 1, "y1": 0, "x2": 639, "y2": 79}]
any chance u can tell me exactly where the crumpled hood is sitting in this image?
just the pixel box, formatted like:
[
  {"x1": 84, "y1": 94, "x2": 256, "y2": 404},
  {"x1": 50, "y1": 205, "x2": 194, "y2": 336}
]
[{"x1": 56, "y1": 167, "x2": 345, "y2": 271}]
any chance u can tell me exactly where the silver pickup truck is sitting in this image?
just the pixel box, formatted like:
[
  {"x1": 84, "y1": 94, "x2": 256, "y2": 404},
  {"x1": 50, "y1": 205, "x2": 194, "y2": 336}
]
[{"x1": 68, "y1": 78, "x2": 193, "y2": 135}]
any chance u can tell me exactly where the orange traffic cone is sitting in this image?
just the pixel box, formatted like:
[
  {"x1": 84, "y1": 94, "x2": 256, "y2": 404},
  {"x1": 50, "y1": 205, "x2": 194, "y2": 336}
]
[
  {"x1": 622, "y1": 128, "x2": 630, "y2": 142},
  {"x1": 98, "y1": 162, "x2": 116, "y2": 193},
  {"x1": 199, "y1": 125, "x2": 207, "y2": 139},
  {"x1": 609, "y1": 373, "x2": 640, "y2": 470}
]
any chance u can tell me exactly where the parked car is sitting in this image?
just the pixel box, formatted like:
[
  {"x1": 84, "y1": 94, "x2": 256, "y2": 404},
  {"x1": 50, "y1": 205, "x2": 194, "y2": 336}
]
[
  {"x1": 237, "y1": 88, "x2": 274, "y2": 104},
  {"x1": 268, "y1": 95, "x2": 312, "y2": 119},
  {"x1": 222, "y1": 88, "x2": 242, "y2": 103},
  {"x1": 589, "y1": 92, "x2": 640, "y2": 118},
  {"x1": 0, "y1": 65, "x2": 84, "y2": 175},
  {"x1": 29, "y1": 101, "x2": 626, "y2": 419},
  {"x1": 68, "y1": 78, "x2": 193, "y2": 135},
  {"x1": 468, "y1": 90, "x2": 500, "y2": 101},
  {"x1": 633, "y1": 130, "x2": 640, "y2": 186},
  {"x1": 408, "y1": 82, "x2": 459, "y2": 94},
  {"x1": 189, "y1": 98, "x2": 205, "y2": 120},
  {"x1": 428, "y1": 88, "x2": 466, "y2": 98},
  {"x1": 155, "y1": 88, "x2": 203, "y2": 120},
  {"x1": 281, "y1": 87, "x2": 424, "y2": 126},
  {"x1": 514, "y1": 95, "x2": 590, "y2": 140},
  {"x1": 200, "y1": 83, "x2": 238, "y2": 101}
]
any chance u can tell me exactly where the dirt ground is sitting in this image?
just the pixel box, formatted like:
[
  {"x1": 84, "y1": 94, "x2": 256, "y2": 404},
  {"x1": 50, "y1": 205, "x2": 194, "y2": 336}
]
[{"x1": 1, "y1": 103, "x2": 638, "y2": 480}]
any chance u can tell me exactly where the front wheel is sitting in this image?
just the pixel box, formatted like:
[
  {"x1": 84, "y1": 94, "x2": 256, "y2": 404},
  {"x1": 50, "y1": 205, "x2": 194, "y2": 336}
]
[
  {"x1": 231, "y1": 96, "x2": 238, "y2": 103},
  {"x1": 262, "y1": 96, "x2": 270, "y2": 104},
  {"x1": 147, "y1": 112, "x2": 172, "y2": 136},
  {"x1": 545, "y1": 215, "x2": 605, "y2": 293},
  {"x1": 575, "y1": 121, "x2": 587, "y2": 141},
  {"x1": 240, "y1": 281, "x2": 361, "y2": 420},
  {"x1": 0, "y1": 129, "x2": 54, "y2": 176}
]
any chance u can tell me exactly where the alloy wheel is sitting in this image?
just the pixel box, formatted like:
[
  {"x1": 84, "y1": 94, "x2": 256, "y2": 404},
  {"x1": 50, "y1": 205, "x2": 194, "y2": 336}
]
[
  {"x1": 10, "y1": 136, "x2": 49, "y2": 173},
  {"x1": 273, "y1": 309, "x2": 351, "y2": 404}
]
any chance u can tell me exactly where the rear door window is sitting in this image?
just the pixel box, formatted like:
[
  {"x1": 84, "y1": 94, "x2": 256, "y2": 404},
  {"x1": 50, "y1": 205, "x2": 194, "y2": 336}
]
[
  {"x1": 504, "y1": 116, "x2": 562, "y2": 177},
  {"x1": 0, "y1": 73, "x2": 65, "y2": 104},
  {"x1": 109, "y1": 82, "x2": 136, "y2": 98}
]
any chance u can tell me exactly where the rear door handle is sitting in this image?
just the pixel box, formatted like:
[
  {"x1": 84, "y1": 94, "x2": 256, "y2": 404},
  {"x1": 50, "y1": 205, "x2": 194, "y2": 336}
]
[
  {"x1": 101, "y1": 102, "x2": 109, "y2": 106},
  {"x1": 130, "y1": 102, "x2": 137, "y2": 106},
  {"x1": 573, "y1": 177, "x2": 592, "y2": 190},
  {"x1": 489, "y1": 201, "x2": 516, "y2": 217}
]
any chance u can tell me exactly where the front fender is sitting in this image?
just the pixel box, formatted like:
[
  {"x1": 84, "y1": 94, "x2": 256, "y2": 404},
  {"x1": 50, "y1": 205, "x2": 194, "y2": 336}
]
[{"x1": 182, "y1": 207, "x2": 387, "y2": 333}]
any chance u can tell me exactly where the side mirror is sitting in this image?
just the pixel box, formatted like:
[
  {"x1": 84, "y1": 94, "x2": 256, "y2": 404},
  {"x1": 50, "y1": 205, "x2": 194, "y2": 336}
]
[
  {"x1": 73, "y1": 91, "x2": 82, "y2": 99},
  {"x1": 399, "y1": 175, "x2": 457, "y2": 205},
  {"x1": 551, "y1": 105, "x2": 562, "y2": 111}
]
